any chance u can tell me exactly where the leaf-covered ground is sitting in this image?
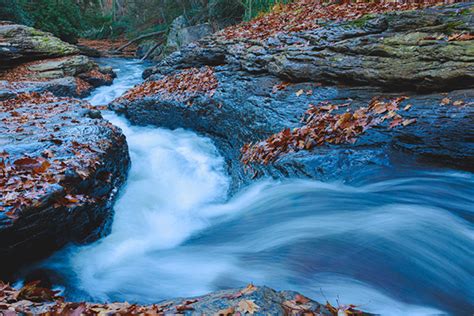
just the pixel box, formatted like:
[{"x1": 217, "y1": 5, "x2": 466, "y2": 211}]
[
  {"x1": 118, "y1": 66, "x2": 218, "y2": 102},
  {"x1": 220, "y1": 0, "x2": 458, "y2": 40},
  {"x1": 0, "y1": 92, "x2": 113, "y2": 220},
  {"x1": 77, "y1": 38, "x2": 138, "y2": 56}
]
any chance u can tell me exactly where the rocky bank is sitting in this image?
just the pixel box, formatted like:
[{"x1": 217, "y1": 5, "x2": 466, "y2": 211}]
[
  {"x1": 112, "y1": 2, "x2": 474, "y2": 193},
  {"x1": 0, "y1": 24, "x2": 129, "y2": 275}
]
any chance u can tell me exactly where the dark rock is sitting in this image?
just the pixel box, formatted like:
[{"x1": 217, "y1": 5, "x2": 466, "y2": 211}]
[
  {"x1": 111, "y1": 66, "x2": 474, "y2": 193},
  {"x1": 0, "y1": 92, "x2": 130, "y2": 276}
]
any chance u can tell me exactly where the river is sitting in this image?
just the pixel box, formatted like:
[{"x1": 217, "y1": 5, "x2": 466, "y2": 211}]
[{"x1": 22, "y1": 58, "x2": 473, "y2": 315}]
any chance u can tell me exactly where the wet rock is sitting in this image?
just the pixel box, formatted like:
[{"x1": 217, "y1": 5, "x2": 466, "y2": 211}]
[
  {"x1": 111, "y1": 66, "x2": 474, "y2": 193},
  {"x1": 0, "y1": 23, "x2": 78, "y2": 69},
  {"x1": 0, "y1": 283, "x2": 354, "y2": 315},
  {"x1": 0, "y1": 92, "x2": 130, "y2": 275},
  {"x1": 145, "y1": 3, "x2": 474, "y2": 92}
]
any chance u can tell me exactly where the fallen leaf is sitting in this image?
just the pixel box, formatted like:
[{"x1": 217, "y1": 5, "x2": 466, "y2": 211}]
[
  {"x1": 240, "y1": 284, "x2": 257, "y2": 295},
  {"x1": 402, "y1": 118, "x2": 416, "y2": 126},
  {"x1": 215, "y1": 306, "x2": 235, "y2": 316},
  {"x1": 296, "y1": 89, "x2": 304, "y2": 97},
  {"x1": 440, "y1": 97, "x2": 451, "y2": 105},
  {"x1": 237, "y1": 300, "x2": 260, "y2": 314},
  {"x1": 295, "y1": 294, "x2": 310, "y2": 304},
  {"x1": 448, "y1": 33, "x2": 474, "y2": 41}
]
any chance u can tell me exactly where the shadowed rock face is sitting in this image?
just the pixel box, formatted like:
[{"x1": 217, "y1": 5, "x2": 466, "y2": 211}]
[
  {"x1": 0, "y1": 24, "x2": 78, "y2": 69},
  {"x1": 111, "y1": 67, "x2": 474, "y2": 193},
  {"x1": 0, "y1": 92, "x2": 130, "y2": 276},
  {"x1": 145, "y1": 3, "x2": 474, "y2": 92}
]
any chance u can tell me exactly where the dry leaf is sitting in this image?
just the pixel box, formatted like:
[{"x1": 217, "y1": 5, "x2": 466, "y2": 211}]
[
  {"x1": 215, "y1": 306, "x2": 235, "y2": 316},
  {"x1": 240, "y1": 284, "x2": 257, "y2": 295},
  {"x1": 402, "y1": 118, "x2": 416, "y2": 126},
  {"x1": 237, "y1": 300, "x2": 260, "y2": 314},
  {"x1": 295, "y1": 294, "x2": 310, "y2": 304},
  {"x1": 440, "y1": 97, "x2": 451, "y2": 105}
]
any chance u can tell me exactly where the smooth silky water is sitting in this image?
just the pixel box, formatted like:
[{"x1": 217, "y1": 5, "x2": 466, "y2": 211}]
[{"x1": 22, "y1": 58, "x2": 473, "y2": 315}]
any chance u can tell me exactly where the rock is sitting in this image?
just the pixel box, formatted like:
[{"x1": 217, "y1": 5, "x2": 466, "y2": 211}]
[
  {"x1": 161, "y1": 15, "x2": 214, "y2": 58},
  {"x1": 145, "y1": 3, "x2": 474, "y2": 91},
  {"x1": 111, "y1": 66, "x2": 474, "y2": 193},
  {"x1": 76, "y1": 44, "x2": 102, "y2": 57},
  {"x1": 0, "y1": 23, "x2": 78, "y2": 69},
  {"x1": 0, "y1": 283, "x2": 363, "y2": 315},
  {"x1": 152, "y1": 286, "x2": 336, "y2": 315},
  {"x1": 27, "y1": 55, "x2": 95, "y2": 79},
  {"x1": 0, "y1": 91, "x2": 130, "y2": 275},
  {"x1": 0, "y1": 55, "x2": 116, "y2": 98},
  {"x1": 136, "y1": 40, "x2": 160, "y2": 59},
  {"x1": 166, "y1": 15, "x2": 189, "y2": 53}
]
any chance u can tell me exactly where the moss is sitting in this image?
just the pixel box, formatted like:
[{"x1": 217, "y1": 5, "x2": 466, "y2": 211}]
[
  {"x1": 344, "y1": 14, "x2": 376, "y2": 28},
  {"x1": 458, "y1": 8, "x2": 473, "y2": 16},
  {"x1": 32, "y1": 35, "x2": 78, "y2": 55},
  {"x1": 443, "y1": 20, "x2": 466, "y2": 34}
]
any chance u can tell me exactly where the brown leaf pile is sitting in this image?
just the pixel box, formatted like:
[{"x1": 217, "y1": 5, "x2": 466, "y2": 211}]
[
  {"x1": 0, "y1": 281, "x2": 171, "y2": 315},
  {"x1": 0, "y1": 281, "x2": 202, "y2": 315},
  {"x1": 75, "y1": 77, "x2": 92, "y2": 95},
  {"x1": 0, "y1": 92, "x2": 111, "y2": 220},
  {"x1": 221, "y1": 0, "x2": 457, "y2": 40},
  {"x1": 78, "y1": 38, "x2": 138, "y2": 56},
  {"x1": 0, "y1": 57, "x2": 79, "y2": 82},
  {"x1": 119, "y1": 66, "x2": 218, "y2": 102},
  {"x1": 241, "y1": 96, "x2": 414, "y2": 165}
]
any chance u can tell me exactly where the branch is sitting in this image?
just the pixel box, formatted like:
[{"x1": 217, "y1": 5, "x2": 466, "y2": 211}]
[
  {"x1": 115, "y1": 31, "x2": 166, "y2": 52},
  {"x1": 140, "y1": 39, "x2": 165, "y2": 61}
]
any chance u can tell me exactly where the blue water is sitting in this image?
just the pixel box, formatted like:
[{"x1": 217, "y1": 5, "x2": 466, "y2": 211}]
[{"x1": 30, "y1": 59, "x2": 474, "y2": 315}]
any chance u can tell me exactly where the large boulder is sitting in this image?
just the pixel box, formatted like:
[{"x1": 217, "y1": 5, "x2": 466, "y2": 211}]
[
  {"x1": 0, "y1": 23, "x2": 78, "y2": 69},
  {"x1": 145, "y1": 3, "x2": 474, "y2": 91},
  {"x1": 0, "y1": 55, "x2": 116, "y2": 97},
  {"x1": 147, "y1": 15, "x2": 213, "y2": 59},
  {"x1": 0, "y1": 91, "x2": 130, "y2": 275},
  {"x1": 27, "y1": 55, "x2": 94, "y2": 79}
]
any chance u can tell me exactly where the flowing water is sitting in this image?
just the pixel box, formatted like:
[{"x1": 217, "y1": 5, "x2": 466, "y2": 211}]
[{"x1": 27, "y1": 58, "x2": 473, "y2": 315}]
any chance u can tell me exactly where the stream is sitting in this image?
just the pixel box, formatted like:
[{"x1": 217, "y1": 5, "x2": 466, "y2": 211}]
[{"x1": 23, "y1": 58, "x2": 473, "y2": 315}]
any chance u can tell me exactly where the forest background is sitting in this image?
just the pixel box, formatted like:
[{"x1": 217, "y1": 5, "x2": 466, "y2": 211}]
[{"x1": 0, "y1": 0, "x2": 293, "y2": 43}]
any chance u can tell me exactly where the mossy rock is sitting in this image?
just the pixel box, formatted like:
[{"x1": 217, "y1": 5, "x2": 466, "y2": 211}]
[{"x1": 0, "y1": 24, "x2": 78, "y2": 67}]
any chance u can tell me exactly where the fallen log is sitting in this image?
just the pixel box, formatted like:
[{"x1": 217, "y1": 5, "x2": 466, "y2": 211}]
[{"x1": 115, "y1": 31, "x2": 166, "y2": 52}]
